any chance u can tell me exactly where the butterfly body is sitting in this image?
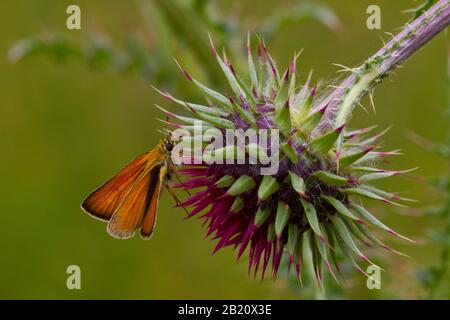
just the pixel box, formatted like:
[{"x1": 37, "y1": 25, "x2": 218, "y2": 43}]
[{"x1": 82, "y1": 139, "x2": 175, "y2": 239}]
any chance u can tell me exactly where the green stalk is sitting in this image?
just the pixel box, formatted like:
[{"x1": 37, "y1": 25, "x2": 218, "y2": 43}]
[{"x1": 151, "y1": 0, "x2": 223, "y2": 85}]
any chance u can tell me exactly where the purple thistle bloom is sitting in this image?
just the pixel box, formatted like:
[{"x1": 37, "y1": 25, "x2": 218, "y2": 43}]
[{"x1": 157, "y1": 35, "x2": 418, "y2": 285}]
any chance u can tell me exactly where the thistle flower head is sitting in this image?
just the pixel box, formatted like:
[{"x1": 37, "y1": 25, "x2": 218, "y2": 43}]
[{"x1": 156, "y1": 35, "x2": 414, "y2": 284}]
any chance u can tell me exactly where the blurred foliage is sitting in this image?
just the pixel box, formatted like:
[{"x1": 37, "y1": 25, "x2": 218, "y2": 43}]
[
  {"x1": 8, "y1": 33, "x2": 157, "y2": 79},
  {"x1": 260, "y1": 2, "x2": 340, "y2": 40},
  {"x1": 7, "y1": 0, "x2": 339, "y2": 91},
  {"x1": 414, "y1": 48, "x2": 450, "y2": 299}
]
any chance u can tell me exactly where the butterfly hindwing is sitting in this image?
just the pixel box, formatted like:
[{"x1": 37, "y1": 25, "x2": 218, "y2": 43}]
[
  {"x1": 106, "y1": 165, "x2": 157, "y2": 239},
  {"x1": 140, "y1": 164, "x2": 167, "y2": 239},
  {"x1": 106, "y1": 158, "x2": 168, "y2": 239}
]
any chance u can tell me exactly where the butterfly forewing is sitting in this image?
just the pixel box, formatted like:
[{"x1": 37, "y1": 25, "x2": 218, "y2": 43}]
[{"x1": 81, "y1": 152, "x2": 150, "y2": 221}]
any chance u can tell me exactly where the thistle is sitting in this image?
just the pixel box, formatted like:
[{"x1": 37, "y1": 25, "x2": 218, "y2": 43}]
[{"x1": 155, "y1": 34, "x2": 416, "y2": 285}]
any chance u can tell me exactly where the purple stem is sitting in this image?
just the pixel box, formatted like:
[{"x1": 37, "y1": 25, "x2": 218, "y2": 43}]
[{"x1": 317, "y1": 0, "x2": 450, "y2": 131}]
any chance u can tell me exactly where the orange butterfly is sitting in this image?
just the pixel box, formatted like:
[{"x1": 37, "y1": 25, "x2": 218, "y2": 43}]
[{"x1": 82, "y1": 139, "x2": 182, "y2": 239}]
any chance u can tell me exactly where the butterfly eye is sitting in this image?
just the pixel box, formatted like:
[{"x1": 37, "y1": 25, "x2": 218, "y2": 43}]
[{"x1": 165, "y1": 141, "x2": 174, "y2": 151}]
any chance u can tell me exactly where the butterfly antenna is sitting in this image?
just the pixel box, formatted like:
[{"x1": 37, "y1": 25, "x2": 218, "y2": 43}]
[{"x1": 164, "y1": 116, "x2": 172, "y2": 140}]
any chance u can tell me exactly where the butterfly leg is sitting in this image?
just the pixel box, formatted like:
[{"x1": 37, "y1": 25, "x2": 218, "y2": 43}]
[
  {"x1": 164, "y1": 181, "x2": 191, "y2": 217},
  {"x1": 167, "y1": 160, "x2": 192, "y2": 197}
]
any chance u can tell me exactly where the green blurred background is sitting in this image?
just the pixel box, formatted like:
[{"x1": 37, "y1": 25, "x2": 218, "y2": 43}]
[{"x1": 0, "y1": 0, "x2": 448, "y2": 299}]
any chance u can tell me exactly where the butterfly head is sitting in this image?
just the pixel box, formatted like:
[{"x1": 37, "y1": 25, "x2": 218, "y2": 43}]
[{"x1": 164, "y1": 140, "x2": 174, "y2": 152}]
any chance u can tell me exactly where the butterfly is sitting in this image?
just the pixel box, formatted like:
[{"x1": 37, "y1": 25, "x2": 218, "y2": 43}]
[{"x1": 81, "y1": 138, "x2": 184, "y2": 239}]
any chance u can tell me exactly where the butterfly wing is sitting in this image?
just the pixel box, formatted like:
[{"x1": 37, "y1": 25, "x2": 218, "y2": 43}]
[
  {"x1": 140, "y1": 164, "x2": 167, "y2": 239},
  {"x1": 81, "y1": 152, "x2": 150, "y2": 221},
  {"x1": 105, "y1": 163, "x2": 160, "y2": 239}
]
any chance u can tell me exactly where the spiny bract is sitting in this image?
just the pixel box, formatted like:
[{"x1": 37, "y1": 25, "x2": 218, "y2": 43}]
[{"x1": 155, "y1": 35, "x2": 414, "y2": 285}]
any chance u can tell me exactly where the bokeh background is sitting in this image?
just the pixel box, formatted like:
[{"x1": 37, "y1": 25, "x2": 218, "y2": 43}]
[{"x1": 0, "y1": 0, "x2": 448, "y2": 299}]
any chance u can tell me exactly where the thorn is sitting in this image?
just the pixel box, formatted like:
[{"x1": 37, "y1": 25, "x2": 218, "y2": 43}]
[
  {"x1": 384, "y1": 32, "x2": 395, "y2": 40},
  {"x1": 358, "y1": 102, "x2": 370, "y2": 115},
  {"x1": 290, "y1": 49, "x2": 303, "y2": 74},
  {"x1": 336, "y1": 124, "x2": 346, "y2": 133},
  {"x1": 184, "y1": 102, "x2": 197, "y2": 114},
  {"x1": 304, "y1": 70, "x2": 313, "y2": 88},
  {"x1": 156, "y1": 118, "x2": 181, "y2": 128},
  {"x1": 404, "y1": 129, "x2": 437, "y2": 151},
  {"x1": 151, "y1": 85, "x2": 175, "y2": 102},
  {"x1": 246, "y1": 31, "x2": 252, "y2": 55},
  {"x1": 382, "y1": 198, "x2": 407, "y2": 207},
  {"x1": 333, "y1": 63, "x2": 357, "y2": 73},
  {"x1": 310, "y1": 85, "x2": 317, "y2": 97},
  {"x1": 257, "y1": 40, "x2": 262, "y2": 58},
  {"x1": 375, "y1": 149, "x2": 403, "y2": 156},
  {"x1": 369, "y1": 90, "x2": 376, "y2": 114},
  {"x1": 319, "y1": 102, "x2": 330, "y2": 113},
  {"x1": 207, "y1": 32, "x2": 219, "y2": 57},
  {"x1": 382, "y1": 245, "x2": 410, "y2": 257},
  {"x1": 388, "y1": 229, "x2": 416, "y2": 243},
  {"x1": 154, "y1": 104, "x2": 177, "y2": 118},
  {"x1": 378, "y1": 34, "x2": 387, "y2": 47},
  {"x1": 365, "y1": 145, "x2": 377, "y2": 153},
  {"x1": 327, "y1": 85, "x2": 347, "y2": 89},
  {"x1": 283, "y1": 68, "x2": 290, "y2": 82},
  {"x1": 173, "y1": 58, "x2": 193, "y2": 81}
]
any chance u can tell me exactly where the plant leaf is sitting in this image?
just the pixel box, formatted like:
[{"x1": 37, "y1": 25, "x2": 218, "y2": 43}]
[
  {"x1": 321, "y1": 195, "x2": 363, "y2": 222},
  {"x1": 309, "y1": 125, "x2": 344, "y2": 155},
  {"x1": 258, "y1": 175, "x2": 280, "y2": 201},
  {"x1": 227, "y1": 175, "x2": 256, "y2": 196},
  {"x1": 275, "y1": 201, "x2": 291, "y2": 237},
  {"x1": 313, "y1": 170, "x2": 349, "y2": 186},
  {"x1": 301, "y1": 199, "x2": 324, "y2": 240}
]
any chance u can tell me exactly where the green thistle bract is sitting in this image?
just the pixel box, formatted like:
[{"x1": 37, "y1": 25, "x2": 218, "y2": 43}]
[{"x1": 158, "y1": 35, "x2": 414, "y2": 284}]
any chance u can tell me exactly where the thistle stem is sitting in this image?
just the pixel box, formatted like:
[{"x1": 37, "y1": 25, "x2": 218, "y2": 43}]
[{"x1": 317, "y1": 0, "x2": 450, "y2": 130}]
